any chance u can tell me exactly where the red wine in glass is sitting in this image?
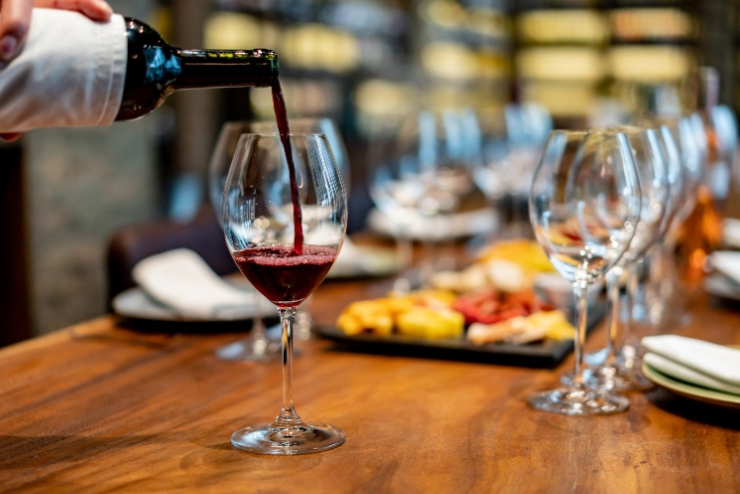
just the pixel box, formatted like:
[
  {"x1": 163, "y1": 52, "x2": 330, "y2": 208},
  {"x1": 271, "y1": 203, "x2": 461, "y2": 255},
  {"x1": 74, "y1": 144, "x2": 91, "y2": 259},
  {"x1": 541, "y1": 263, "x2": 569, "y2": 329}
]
[{"x1": 232, "y1": 245, "x2": 338, "y2": 308}]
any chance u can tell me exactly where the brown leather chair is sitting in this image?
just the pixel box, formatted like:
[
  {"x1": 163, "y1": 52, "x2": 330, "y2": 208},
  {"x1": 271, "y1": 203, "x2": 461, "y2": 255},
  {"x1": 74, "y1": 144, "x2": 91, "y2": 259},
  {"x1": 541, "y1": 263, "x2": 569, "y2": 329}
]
[{"x1": 105, "y1": 206, "x2": 236, "y2": 305}]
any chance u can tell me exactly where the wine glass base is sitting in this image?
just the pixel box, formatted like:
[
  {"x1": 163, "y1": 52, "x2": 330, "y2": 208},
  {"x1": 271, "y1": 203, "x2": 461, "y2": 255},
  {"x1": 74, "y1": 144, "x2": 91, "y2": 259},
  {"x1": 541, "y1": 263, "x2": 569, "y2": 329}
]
[
  {"x1": 613, "y1": 363, "x2": 655, "y2": 392},
  {"x1": 527, "y1": 386, "x2": 629, "y2": 416},
  {"x1": 294, "y1": 311, "x2": 314, "y2": 341},
  {"x1": 231, "y1": 421, "x2": 345, "y2": 455},
  {"x1": 615, "y1": 345, "x2": 655, "y2": 392},
  {"x1": 216, "y1": 337, "x2": 281, "y2": 362},
  {"x1": 584, "y1": 347, "x2": 609, "y2": 367},
  {"x1": 561, "y1": 366, "x2": 651, "y2": 393}
]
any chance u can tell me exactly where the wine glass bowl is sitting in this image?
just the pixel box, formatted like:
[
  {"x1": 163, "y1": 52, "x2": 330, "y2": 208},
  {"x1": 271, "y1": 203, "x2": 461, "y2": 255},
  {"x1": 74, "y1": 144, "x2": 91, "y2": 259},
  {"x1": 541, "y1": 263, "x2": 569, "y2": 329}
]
[
  {"x1": 528, "y1": 129, "x2": 641, "y2": 415},
  {"x1": 621, "y1": 125, "x2": 671, "y2": 257},
  {"x1": 223, "y1": 132, "x2": 347, "y2": 454}
]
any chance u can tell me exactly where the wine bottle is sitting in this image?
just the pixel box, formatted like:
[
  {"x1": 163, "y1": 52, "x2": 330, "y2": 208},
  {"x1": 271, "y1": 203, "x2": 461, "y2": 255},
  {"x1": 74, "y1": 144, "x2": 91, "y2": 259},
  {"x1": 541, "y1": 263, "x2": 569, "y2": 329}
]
[
  {"x1": 116, "y1": 18, "x2": 278, "y2": 121},
  {"x1": 0, "y1": 10, "x2": 278, "y2": 133}
]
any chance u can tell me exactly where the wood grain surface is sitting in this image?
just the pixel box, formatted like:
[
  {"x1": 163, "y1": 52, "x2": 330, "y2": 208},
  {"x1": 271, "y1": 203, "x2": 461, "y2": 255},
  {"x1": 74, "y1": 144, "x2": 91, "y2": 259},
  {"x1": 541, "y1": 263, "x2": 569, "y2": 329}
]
[{"x1": 0, "y1": 275, "x2": 739, "y2": 493}]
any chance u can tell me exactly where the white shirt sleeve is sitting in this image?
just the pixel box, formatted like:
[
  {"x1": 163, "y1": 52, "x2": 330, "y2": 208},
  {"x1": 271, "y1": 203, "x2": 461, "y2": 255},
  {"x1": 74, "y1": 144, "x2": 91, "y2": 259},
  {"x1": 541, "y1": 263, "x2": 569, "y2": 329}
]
[{"x1": 0, "y1": 9, "x2": 126, "y2": 133}]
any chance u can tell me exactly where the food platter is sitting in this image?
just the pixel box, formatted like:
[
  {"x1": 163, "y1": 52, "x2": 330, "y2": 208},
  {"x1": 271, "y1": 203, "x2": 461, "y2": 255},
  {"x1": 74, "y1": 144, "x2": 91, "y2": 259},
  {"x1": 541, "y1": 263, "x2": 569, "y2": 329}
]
[
  {"x1": 316, "y1": 302, "x2": 605, "y2": 368},
  {"x1": 318, "y1": 239, "x2": 606, "y2": 368}
]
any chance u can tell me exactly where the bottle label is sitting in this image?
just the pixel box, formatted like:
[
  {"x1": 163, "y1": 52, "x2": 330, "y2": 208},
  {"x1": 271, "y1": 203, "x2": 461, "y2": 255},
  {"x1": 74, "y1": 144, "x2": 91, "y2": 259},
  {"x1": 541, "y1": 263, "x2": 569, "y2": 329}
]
[{"x1": 144, "y1": 47, "x2": 181, "y2": 83}]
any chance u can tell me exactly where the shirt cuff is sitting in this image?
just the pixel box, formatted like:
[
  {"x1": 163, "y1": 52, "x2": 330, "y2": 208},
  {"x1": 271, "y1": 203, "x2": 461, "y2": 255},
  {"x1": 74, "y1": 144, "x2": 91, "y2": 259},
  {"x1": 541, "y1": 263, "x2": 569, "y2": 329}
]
[{"x1": 0, "y1": 9, "x2": 127, "y2": 132}]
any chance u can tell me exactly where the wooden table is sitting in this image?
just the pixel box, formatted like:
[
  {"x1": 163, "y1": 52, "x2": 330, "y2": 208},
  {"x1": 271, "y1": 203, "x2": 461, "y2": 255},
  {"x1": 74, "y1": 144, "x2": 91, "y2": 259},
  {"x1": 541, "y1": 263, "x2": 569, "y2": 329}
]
[{"x1": 1, "y1": 275, "x2": 739, "y2": 493}]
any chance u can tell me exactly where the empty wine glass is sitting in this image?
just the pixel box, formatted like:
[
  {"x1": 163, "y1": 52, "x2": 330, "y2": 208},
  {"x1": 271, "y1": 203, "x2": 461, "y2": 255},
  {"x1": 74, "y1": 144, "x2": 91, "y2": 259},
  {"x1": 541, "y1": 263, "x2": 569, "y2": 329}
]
[
  {"x1": 223, "y1": 132, "x2": 347, "y2": 454},
  {"x1": 528, "y1": 129, "x2": 641, "y2": 415},
  {"x1": 376, "y1": 109, "x2": 486, "y2": 284},
  {"x1": 589, "y1": 125, "x2": 671, "y2": 391},
  {"x1": 415, "y1": 108, "x2": 486, "y2": 274},
  {"x1": 502, "y1": 102, "x2": 553, "y2": 199},
  {"x1": 636, "y1": 118, "x2": 695, "y2": 329},
  {"x1": 366, "y1": 114, "x2": 424, "y2": 292},
  {"x1": 474, "y1": 103, "x2": 552, "y2": 240},
  {"x1": 209, "y1": 121, "x2": 281, "y2": 362}
]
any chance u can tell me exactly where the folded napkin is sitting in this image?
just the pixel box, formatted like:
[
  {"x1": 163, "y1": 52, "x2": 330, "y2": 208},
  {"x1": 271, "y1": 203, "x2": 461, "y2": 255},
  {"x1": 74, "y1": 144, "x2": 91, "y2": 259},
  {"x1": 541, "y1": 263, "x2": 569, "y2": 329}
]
[
  {"x1": 642, "y1": 335, "x2": 740, "y2": 395},
  {"x1": 132, "y1": 248, "x2": 269, "y2": 320}
]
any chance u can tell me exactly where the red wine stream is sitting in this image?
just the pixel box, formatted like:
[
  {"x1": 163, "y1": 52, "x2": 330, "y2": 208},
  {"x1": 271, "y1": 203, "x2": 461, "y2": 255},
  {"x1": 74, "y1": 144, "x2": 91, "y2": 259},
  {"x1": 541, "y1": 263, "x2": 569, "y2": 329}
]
[{"x1": 272, "y1": 79, "x2": 304, "y2": 254}]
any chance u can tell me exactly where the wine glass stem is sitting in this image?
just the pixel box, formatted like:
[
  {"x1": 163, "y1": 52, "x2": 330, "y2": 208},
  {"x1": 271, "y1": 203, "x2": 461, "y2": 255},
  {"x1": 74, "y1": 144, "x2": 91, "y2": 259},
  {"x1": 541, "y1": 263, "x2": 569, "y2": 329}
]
[
  {"x1": 572, "y1": 283, "x2": 589, "y2": 383},
  {"x1": 251, "y1": 293, "x2": 268, "y2": 341},
  {"x1": 658, "y1": 236, "x2": 677, "y2": 301},
  {"x1": 393, "y1": 219, "x2": 414, "y2": 293},
  {"x1": 277, "y1": 307, "x2": 300, "y2": 424},
  {"x1": 625, "y1": 263, "x2": 639, "y2": 346},
  {"x1": 605, "y1": 268, "x2": 622, "y2": 363},
  {"x1": 397, "y1": 232, "x2": 413, "y2": 272}
]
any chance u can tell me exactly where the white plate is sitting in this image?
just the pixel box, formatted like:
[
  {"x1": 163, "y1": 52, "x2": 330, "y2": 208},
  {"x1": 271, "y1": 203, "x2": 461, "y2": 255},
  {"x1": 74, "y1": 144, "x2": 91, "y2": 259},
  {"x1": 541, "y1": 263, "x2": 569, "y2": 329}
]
[
  {"x1": 366, "y1": 207, "x2": 498, "y2": 241},
  {"x1": 112, "y1": 285, "x2": 276, "y2": 323},
  {"x1": 643, "y1": 361, "x2": 740, "y2": 410}
]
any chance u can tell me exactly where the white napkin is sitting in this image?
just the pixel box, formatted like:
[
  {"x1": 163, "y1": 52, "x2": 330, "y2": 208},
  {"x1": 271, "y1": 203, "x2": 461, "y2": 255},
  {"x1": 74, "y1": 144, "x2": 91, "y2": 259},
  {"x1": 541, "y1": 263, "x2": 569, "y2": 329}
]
[
  {"x1": 132, "y1": 248, "x2": 266, "y2": 320},
  {"x1": 642, "y1": 335, "x2": 740, "y2": 395},
  {"x1": 710, "y1": 251, "x2": 740, "y2": 285},
  {"x1": 643, "y1": 353, "x2": 740, "y2": 395}
]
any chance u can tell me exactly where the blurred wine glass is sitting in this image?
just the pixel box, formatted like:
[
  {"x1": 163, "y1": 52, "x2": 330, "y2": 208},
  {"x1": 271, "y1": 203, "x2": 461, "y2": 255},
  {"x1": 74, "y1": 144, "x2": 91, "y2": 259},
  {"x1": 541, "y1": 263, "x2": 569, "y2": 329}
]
[
  {"x1": 587, "y1": 125, "x2": 671, "y2": 392},
  {"x1": 640, "y1": 116, "x2": 702, "y2": 327},
  {"x1": 414, "y1": 108, "x2": 487, "y2": 275},
  {"x1": 209, "y1": 121, "x2": 281, "y2": 362},
  {"x1": 528, "y1": 129, "x2": 641, "y2": 415},
  {"x1": 366, "y1": 113, "x2": 427, "y2": 292},
  {"x1": 674, "y1": 67, "x2": 738, "y2": 280},
  {"x1": 368, "y1": 108, "x2": 487, "y2": 289},
  {"x1": 473, "y1": 103, "x2": 552, "y2": 240}
]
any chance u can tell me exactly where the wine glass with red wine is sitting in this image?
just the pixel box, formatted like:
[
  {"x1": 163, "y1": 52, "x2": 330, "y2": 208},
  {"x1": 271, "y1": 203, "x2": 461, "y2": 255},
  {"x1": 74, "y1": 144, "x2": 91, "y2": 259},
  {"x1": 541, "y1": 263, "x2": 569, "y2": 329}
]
[{"x1": 222, "y1": 132, "x2": 347, "y2": 455}]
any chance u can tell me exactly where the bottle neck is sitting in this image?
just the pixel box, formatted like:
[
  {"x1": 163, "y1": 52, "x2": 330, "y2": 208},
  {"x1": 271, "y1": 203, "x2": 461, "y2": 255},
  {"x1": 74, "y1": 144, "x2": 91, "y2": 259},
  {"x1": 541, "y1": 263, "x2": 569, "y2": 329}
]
[{"x1": 174, "y1": 48, "x2": 278, "y2": 90}]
